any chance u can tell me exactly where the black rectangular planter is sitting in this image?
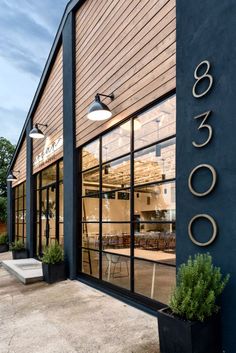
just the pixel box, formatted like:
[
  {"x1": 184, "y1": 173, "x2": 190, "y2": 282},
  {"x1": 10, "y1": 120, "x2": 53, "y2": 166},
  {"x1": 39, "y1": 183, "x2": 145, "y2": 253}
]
[
  {"x1": 157, "y1": 308, "x2": 222, "y2": 353},
  {"x1": 0, "y1": 244, "x2": 9, "y2": 253},
  {"x1": 12, "y1": 249, "x2": 28, "y2": 259},
  {"x1": 42, "y1": 262, "x2": 66, "y2": 284}
]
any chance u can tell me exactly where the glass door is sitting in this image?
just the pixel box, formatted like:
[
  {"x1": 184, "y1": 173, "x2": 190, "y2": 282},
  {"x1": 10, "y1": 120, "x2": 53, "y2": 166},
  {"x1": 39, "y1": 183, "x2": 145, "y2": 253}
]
[{"x1": 38, "y1": 184, "x2": 57, "y2": 255}]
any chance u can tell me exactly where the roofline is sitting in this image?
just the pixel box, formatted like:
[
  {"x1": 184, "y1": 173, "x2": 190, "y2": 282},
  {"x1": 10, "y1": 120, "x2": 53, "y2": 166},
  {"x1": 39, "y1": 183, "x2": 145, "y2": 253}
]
[{"x1": 8, "y1": 0, "x2": 85, "y2": 174}]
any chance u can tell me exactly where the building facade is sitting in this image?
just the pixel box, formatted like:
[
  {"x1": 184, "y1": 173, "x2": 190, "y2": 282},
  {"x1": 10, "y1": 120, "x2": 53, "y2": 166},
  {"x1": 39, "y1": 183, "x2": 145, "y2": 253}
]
[{"x1": 7, "y1": 0, "x2": 236, "y2": 351}]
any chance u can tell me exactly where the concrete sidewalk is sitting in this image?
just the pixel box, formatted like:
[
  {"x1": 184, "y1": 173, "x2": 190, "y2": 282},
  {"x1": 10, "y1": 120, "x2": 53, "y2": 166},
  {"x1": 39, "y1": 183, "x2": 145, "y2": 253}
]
[{"x1": 0, "y1": 253, "x2": 160, "y2": 353}]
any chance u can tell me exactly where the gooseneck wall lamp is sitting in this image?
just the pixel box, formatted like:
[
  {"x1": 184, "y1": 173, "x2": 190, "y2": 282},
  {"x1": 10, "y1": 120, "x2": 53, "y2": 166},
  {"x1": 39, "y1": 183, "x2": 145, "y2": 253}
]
[
  {"x1": 87, "y1": 93, "x2": 114, "y2": 121},
  {"x1": 7, "y1": 170, "x2": 20, "y2": 182},
  {"x1": 29, "y1": 123, "x2": 48, "y2": 139}
]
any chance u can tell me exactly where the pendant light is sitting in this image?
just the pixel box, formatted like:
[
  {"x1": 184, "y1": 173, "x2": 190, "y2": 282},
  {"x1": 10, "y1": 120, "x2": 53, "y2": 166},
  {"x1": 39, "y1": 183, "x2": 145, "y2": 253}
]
[
  {"x1": 29, "y1": 123, "x2": 48, "y2": 139},
  {"x1": 87, "y1": 93, "x2": 114, "y2": 121}
]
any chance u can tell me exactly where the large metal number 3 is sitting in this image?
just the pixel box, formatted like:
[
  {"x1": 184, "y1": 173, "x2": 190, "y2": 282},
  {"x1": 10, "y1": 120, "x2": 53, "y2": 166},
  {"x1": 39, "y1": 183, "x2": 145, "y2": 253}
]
[
  {"x1": 192, "y1": 111, "x2": 212, "y2": 148},
  {"x1": 192, "y1": 60, "x2": 213, "y2": 98}
]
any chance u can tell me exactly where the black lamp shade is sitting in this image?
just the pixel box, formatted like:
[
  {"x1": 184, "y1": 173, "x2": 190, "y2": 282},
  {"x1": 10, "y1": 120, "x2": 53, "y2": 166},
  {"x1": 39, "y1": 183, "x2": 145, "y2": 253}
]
[
  {"x1": 29, "y1": 126, "x2": 45, "y2": 139},
  {"x1": 7, "y1": 172, "x2": 17, "y2": 182},
  {"x1": 87, "y1": 96, "x2": 112, "y2": 121}
]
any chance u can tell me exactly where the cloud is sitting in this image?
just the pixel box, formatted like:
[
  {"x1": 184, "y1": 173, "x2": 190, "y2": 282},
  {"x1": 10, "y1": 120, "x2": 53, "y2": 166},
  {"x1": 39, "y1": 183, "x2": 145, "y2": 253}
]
[
  {"x1": 0, "y1": 0, "x2": 68, "y2": 143},
  {"x1": 0, "y1": 107, "x2": 27, "y2": 144}
]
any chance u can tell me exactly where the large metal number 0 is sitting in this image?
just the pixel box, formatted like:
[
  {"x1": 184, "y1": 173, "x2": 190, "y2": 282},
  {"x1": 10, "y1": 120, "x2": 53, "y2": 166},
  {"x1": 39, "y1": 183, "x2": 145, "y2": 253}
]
[
  {"x1": 192, "y1": 60, "x2": 213, "y2": 98},
  {"x1": 192, "y1": 111, "x2": 212, "y2": 148},
  {"x1": 188, "y1": 214, "x2": 217, "y2": 247},
  {"x1": 188, "y1": 164, "x2": 217, "y2": 197}
]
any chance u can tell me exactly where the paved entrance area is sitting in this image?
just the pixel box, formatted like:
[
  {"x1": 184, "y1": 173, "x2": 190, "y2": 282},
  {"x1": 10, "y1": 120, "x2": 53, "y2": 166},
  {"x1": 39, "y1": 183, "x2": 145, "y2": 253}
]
[
  {"x1": 2, "y1": 258, "x2": 43, "y2": 284},
  {"x1": 0, "y1": 253, "x2": 160, "y2": 353}
]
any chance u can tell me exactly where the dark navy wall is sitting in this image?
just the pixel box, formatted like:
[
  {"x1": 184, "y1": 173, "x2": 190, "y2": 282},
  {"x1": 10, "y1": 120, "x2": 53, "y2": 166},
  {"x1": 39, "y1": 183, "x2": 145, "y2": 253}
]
[
  {"x1": 176, "y1": 1, "x2": 236, "y2": 351},
  {"x1": 62, "y1": 11, "x2": 77, "y2": 279},
  {"x1": 26, "y1": 120, "x2": 34, "y2": 257}
]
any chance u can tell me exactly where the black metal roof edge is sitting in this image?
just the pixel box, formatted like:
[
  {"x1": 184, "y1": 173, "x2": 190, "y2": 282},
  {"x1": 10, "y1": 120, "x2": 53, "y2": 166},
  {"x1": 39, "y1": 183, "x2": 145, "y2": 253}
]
[{"x1": 8, "y1": 0, "x2": 84, "y2": 174}]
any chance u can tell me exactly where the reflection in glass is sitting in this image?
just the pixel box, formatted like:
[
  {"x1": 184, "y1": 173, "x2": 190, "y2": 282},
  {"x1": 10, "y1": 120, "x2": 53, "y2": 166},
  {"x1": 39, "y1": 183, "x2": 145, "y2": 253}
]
[
  {"x1": 59, "y1": 161, "x2": 64, "y2": 181},
  {"x1": 102, "y1": 156, "x2": 130, "y2": 190},
  {"x1": 134, "y1": 182, "x2": 175, "y2": 222},
  {"x1": 134, "y1": 259, "x2": 176, "y2": 303},
  {"x1": 82, "y1": 168, "x2": 99, "y2": 196},
  {"x1": 82, "y1": 249, "x2": 99, "y2": 278},
  {"x1": 41, "y1": 164, "x2": 57, "y2": 187},
  {"x1": 102, "y1": 252, "x2": 130, "y2": 290},
  {"x1": 102, "y1": 224, "x2": 130, "y2": 252},
  {"x1": 134, "y1": 139, "x2": 175, "y2": 185},
  {"x1": 102, "y1": 121, "x2": 130, "y2": 162},
  {"x1": 82, "y1": 139, "x2": 100, "y2": 171},
  {"x1": 82, "y1": 197, "x2": 99, "y2": 222},
  {"x1": 102, "y1": 190, "x2": 130, "y2": 222},
  {"x1": 134, "y1": 95, "x2": 176, "y2": 150},
  {"x1": 82, "y1": 223, "x2": 99, "y2": 249}
]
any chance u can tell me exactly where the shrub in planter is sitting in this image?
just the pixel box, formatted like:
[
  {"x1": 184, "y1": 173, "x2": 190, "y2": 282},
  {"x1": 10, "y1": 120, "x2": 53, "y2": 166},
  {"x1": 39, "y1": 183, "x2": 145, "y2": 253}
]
[
  {"x1": 0, "y1": 233, "x2": 9, "y2": 253},
  {"x1": 10, "y1": 240, "x2": 28, "y2": 259},
  {"x1": 158, "y1": 253, "x2": 229, "y2": 353},
  {"x1": 41, "y1": 242, "x2": 65, "y2": 284}
]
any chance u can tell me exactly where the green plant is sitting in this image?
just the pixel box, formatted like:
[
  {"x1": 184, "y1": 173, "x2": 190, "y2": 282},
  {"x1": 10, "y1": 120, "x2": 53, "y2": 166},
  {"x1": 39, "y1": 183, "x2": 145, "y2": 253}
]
[
  {"x1": 10, "y1": 240, "x2": 25, "y2": 251},
  {"x1": 169, "y1": 253, "x2": 229, "y2": 322},
  {"x1": 0, "y1": 233, "x2": 8, "y2": 245},
  {"x1": 0, "y1": 197, "x2": 7, "y2": 223},
  {"x1": 41, "y1": 242, "x2": 64, "y2": 264}
]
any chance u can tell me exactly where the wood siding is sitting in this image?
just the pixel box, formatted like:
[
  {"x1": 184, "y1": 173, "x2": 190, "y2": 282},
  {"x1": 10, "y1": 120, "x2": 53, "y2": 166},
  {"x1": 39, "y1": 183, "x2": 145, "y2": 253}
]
[
  {"x1": 32, "y1": 46, "x2": 63, "y2": 174},
  {"x1": 12, "y1": 137, "x2": 26, "y2": 187},
  {"x1": 75, "y1": 0, "x2": 176, "y2": 147}
]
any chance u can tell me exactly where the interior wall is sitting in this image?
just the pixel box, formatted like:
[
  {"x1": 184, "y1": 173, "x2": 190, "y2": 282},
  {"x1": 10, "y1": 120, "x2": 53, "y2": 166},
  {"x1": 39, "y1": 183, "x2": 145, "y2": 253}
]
[{"x1": 75, "y1": 0, "x2": 176, "y2": 147}]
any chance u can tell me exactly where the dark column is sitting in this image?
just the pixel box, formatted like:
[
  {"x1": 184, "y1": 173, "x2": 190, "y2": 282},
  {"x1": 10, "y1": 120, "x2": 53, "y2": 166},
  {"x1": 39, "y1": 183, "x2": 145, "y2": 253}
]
[
  {"x1": 26, "y1": 120, "x2": 34, "y2": 257},
  {"x1": 62, "y1": 11, "x2": 77, "y2": 279},
  {"x1": 7, "y1": 182, "x2": 13, "y2": 243},
  {"x1": 176, "y1": 1, "x2": 236, "y2": 351}
]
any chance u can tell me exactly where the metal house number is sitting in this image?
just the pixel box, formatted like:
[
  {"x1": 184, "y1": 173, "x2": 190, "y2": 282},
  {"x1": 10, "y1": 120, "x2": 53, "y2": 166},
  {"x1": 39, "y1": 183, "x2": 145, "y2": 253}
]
[{"x1": 188, "y1": 60, "x2": 218, "y2": 247}]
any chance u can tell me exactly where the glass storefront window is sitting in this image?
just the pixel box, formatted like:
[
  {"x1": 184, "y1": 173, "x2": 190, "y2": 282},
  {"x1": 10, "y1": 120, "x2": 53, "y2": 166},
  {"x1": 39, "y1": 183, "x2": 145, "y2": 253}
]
[
  {"x1": 41, "y1": 164, "x2": 57, "y2": 187},
  {"x1": 13, "y1": 182, "x2": 26, "y2": 242},
  {"x1": 82, "y1": 167, "x2": 99, "y2": 196},
  {"x1": 134, "y1": 182, "x2": 176, "y2": 222},
  {"x1": 82, "y1": 139, "x2": 100, "y2": 171},
  {"x1": 102, "y1": 156, "x2": 130, "y2": 190},
  {"x1": 102, "y1": 252, "x2": 130, "y2": 290},
  {"x1": 82, "y1": 249, "x2": 99, "y2": 278},
  {"x1": 35, "y1": 160, "x2": 63, "y2": 255},
  {"x1": 102, "y1": 191, "x2": 130, "y2": 222},
  {"x1": 134, "y1": 95, "x2": 176, "y2": 150},
  {"x1": 134, "y1": 138, "x2": 176, "y2": 185},
  {"x1": 102, "y1": 121, "x2": 130, "y2": 162},
  {"x1": 79, "y1": 94, "x2": 176, "y2": 306}
]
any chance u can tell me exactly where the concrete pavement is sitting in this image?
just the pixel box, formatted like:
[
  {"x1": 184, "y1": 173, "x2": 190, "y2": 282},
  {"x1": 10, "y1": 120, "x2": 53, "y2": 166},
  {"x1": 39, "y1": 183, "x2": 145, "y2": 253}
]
[{"x1": 0, "y1": 253, "x2": 160, "y2": 353}]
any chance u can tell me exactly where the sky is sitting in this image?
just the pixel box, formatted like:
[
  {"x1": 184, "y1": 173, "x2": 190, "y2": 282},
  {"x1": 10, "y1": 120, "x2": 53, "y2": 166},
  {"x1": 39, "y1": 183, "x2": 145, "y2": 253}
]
[{"x1": 0, "y1": 0, "x2": 69, "y2": 145}]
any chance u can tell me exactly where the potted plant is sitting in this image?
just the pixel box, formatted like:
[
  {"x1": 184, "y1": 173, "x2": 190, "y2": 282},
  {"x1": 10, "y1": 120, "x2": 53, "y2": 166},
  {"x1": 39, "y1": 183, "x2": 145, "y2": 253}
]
[
  {"x1": 0, "y1": 233, "x2": 9, "y2": 253},
  {"x1": 10, "y1": 240, "x2": 28, "y2": 259},
  {"x1": 41, "y1": 241, "x2": 65, "y2": 284},
  {"x1": 157, "y1": 253, "x2": 229, "y2": 353}
]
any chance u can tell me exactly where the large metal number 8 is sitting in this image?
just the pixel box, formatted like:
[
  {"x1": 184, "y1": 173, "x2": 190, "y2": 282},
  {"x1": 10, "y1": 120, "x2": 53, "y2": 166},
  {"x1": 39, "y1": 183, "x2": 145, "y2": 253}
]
[{"x1": 192, "y1": 60, "x2": 213, "y2": 98}]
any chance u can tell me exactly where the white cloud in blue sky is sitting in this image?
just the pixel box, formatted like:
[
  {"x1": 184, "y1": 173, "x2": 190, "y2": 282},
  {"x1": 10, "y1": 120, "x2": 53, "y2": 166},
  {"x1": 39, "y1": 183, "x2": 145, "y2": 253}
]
[{"x1": 0, "y1": 0, "x2": 68, "y2": 144}]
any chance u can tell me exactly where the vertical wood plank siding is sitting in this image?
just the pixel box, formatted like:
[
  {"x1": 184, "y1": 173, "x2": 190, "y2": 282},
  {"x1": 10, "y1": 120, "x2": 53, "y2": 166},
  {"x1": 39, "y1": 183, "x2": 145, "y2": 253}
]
[
  {"x1": 32, "y1": 46, "x2": 63, "y2": 174},
  {"x1": 75, "y1": 0, "x2": 176, "y2": 146},
  {"x1": 12, "y1": 137, "x2": 26, "y2": 187}
]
